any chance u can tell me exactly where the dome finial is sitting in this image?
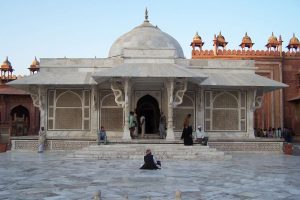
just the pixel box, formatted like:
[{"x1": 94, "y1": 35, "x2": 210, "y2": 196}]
[{"x1": 144, "y1": 7, "x2": 149, "y2": 22}]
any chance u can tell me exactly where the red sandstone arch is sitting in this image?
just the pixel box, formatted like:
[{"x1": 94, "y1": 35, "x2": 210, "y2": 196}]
[{"x1": 10, "y1": 105, "x2": 30, "y2": 136}]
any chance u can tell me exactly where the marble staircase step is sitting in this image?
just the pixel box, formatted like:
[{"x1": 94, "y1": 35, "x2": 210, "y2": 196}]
[{"x1": 69, "y1": 144, "x2": 231, "y2": 160}]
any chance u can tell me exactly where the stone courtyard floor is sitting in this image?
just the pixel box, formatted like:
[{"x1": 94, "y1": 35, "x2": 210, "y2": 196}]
[{"x1": 0, "y1": 151, "x2": 300, "y2": 200}]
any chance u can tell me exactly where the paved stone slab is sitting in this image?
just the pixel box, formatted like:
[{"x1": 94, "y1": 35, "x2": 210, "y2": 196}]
[{"x1": 0, "y1": 152, "x2": 299, "y2": 199}]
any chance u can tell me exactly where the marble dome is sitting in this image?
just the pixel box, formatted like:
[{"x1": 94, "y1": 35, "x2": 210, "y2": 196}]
[{"x1": 108, "y1": 20, "x2": 184, "y2": 58}]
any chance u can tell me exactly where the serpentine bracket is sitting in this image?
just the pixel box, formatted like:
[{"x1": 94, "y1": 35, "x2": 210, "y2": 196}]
[
  {"x1": 251, "y1": 89, "x2": 263, "y2": 111},
  {"x1": 111, "y1": 78, "x2": 125, "y2": 108},
  {"x1": 173, "y1": 78, "x2": 187, "y2": 108}
]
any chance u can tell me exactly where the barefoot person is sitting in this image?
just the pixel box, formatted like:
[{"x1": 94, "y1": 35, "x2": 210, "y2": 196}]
[
  {"x1": 38, "y1": 127, "x2": 46, "y2": 153},
  {"x1": 181, "y1": 114, "x2": 193, "y2": 146},
  {"x1": 140, "y1": 115, "x2": 146, "y2": 138},
  {"x1": 140, "y1": 148, "x2": 161, "y2": 170}
]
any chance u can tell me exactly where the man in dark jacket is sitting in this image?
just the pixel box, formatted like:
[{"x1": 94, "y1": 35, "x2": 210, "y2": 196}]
[{"x1": 140, "y1": 149, "x2": 161, "y2": 170}]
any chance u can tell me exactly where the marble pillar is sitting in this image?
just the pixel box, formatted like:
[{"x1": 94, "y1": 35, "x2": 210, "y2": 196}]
[
  {"x1": 122, "y1": 78, "x2": 132, "y2": 140},
  {"x1": 165, "y1": 78, "x2": 175, "y2": 141}
]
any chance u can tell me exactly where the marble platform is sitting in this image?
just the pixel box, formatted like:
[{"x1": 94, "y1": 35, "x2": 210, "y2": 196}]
[
  {"x1": 0, "y1": 152, "x2": 300, "y2": 200},
  {"x1": 10, "y1": 137, "x2": 283, "y2": 153},
  {"x1": 69, "y1": 144, "x2": 231, "y2": 160}
]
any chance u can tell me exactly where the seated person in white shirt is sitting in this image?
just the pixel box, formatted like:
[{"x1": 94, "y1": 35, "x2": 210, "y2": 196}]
[{"x1": 196, "y1": 125, "x2": 208, "y2": 146}]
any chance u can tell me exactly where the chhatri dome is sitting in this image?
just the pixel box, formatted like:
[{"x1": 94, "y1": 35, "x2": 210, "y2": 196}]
[{"x1": 108, "y1": 9, "x2": 184, "y2": 58}]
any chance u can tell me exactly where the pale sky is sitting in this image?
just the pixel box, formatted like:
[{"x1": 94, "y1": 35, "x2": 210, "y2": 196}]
[{"x1": 0, "y1": 0, "x2": 299, "y2": 75}]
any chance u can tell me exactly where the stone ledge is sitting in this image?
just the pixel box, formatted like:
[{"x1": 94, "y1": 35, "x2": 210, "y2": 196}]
[
  {"x1": 209, "y1": 141, "x2": 283, "y2": 152},
  {"x1": 10, "y1": 139, "x2": 284, "y2": 153}
]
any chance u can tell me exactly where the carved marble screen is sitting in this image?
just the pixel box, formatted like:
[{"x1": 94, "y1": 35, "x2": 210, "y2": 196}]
[
  {"x1": 204, "y1": 90, "x2": 246, "y2": 131},
  {"x1": 173, "y1": 91, "x2": 195, "y2": 131},
  {"x1": 48, "y1": 89, "x2": 90, "y2": 130},
  {"x1": 100, "y1": 90, "x2": 123, "y2": 131}
]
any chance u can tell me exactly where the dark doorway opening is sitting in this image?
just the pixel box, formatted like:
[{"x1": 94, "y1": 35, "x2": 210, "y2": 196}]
[
  {"x1": 136, "y1": 95, "x2": 160, "y2": 134},
  {"x1": 10, "y1": 105, "x2": 30, "y2": 136}
]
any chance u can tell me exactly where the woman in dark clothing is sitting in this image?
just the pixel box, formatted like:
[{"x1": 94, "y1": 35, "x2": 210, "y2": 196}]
[
  {"x1": 181, "y1": 114, "x2": 193, "y2": 146},
  {"x1": 140, "y1": 149, "x2": 161, "y2": 170}
]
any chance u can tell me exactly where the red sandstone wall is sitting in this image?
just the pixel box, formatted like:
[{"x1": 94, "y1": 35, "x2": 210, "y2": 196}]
[
  {"x1": 191, "y1": 49, "x2": 300, "y2": 135},
  {"x1": 282, "y1": 58, "x2": 300, "y2": 135},
  {"x1": 0, "y1": 94, "x2": 40, "y2": 136}
]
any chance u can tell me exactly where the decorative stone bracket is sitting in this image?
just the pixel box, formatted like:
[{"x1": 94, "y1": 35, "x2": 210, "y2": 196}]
[
  {"x1": 173, "y1": 78, "x2": 187, "y2": 108},
  {"x1": 91, "y1": 86, "x2": 98, "y2": 110},
  {"x1": 29, "y1": 86, "x2": 46, "y2": 127},
  {"x1": 29, "y1": 86, "x2": 46, "y2": 109},
  {"x1": 251, "y1": 89, "x2": 264, "y2": 111},
  {"x1": 111, "y1": 78, "x2": 125, "y2": 108},
  {"x1": 110, "y1": 77, "x2": 132, "y2": 140}
]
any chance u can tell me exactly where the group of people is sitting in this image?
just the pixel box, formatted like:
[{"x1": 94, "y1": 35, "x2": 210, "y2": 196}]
[
  {"x1": 254, "y1": 127, "x2": 294, "y2": 142},
  {"x1": 128, "y1": 111, "x2": 167, "y2": 139},
  {"x1": 180, "y1": 114, "x2": 208, "y2": 146}
]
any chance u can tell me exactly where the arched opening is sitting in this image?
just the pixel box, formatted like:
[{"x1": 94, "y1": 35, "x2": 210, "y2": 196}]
[
  {"x1": 136, "y1": 95, "x2": 160, "y2": 134},
  {"x1": 10, "y1": 105, "x2": 30, "y2": 136}
]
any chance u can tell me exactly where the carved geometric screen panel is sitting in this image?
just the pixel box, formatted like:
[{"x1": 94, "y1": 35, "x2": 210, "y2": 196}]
[
  {"x1": 205, "y1": 90, "x2": 247, "y2": 131},
  {"x1": 173, "y1": 92, "x2": 195, "y2": 131},
  {"x1": 100, "y1": 91, "x2": 123, "y2": 131},
  {"x1": 56, "y1": 92, "x2": 81, "y2": 107},
  {"x1": 212, "y1": 110, "x2": 239, "y2": 130},
  {"x1": 48, "y1": 89, "x2": 90, "y2": 130},
  {"x1": 173, "y1": 108, "x2": 194, "y2": 131},
  {"x1": 100, "y1": 108, "x2": 123, "y2": 131},
  {"x1": 55, "y1": 108, "x2": 82, "y2": 129}
]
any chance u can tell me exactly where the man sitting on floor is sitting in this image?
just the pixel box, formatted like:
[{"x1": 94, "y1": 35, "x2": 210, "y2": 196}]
[
  {"x1": 196, "y1": 125, "x2": 208, "y2": 146},
  {"x1": 140, "y1": 148, "x2": 161, "y2": 170},
  {"x1": 97, "y1": 126, "x2": 107, "y2": 145}
]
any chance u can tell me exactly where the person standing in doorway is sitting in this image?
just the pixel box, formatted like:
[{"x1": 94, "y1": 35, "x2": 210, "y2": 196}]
[
  {"x1": 159, "y1": 112, "x2": 166, "y2": 139},
  {"x1": 129, "y1": 111, "x2": 137, "y2": 139},
  {"x1": 38, "y1": 127, "x2": 46, "y2": 153},
  {"x1": 140, "y1": 115, "x2": 146, "y2": 138},
  {"x1": 133, "y1": 112, "x2": 138, "y2": 138}
]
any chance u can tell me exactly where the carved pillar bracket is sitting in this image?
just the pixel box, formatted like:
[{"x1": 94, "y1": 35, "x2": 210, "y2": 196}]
[
  {"x1": 165, "y1": 78, "x2": 175, "y2": 141},
  {"x1": 29, "y1": 86, "x2": 47, "y2": 128},
  {"x1": 110, "y1": 77, "x2": 132, "y2": 140},
  {"x1": 29, "y1": 86, "x2": 40, "y2": 108},
  {"x1": 91, "y1": 85, "x2": 98, "y2": 111},
  {"x1": 110, "y1": 78, "x2": 125, "y2": 108},
  {"x1": 249, "y1": 89, "x2": 263, "y2": 139},
  {"x1": 173, "y1": 78, "x2": 187, "y2": 108},
  {"x1": 250, "y1": 89, "x2": 264, "y2": 111}
]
